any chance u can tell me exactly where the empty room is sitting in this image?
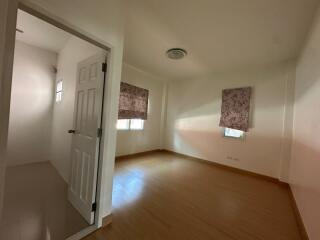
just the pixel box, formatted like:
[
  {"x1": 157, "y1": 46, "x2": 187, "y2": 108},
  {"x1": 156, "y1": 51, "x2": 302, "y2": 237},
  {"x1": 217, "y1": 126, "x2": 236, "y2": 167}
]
[
  {"x1": 1, "y1": 8, "x2": 109, "y2": 239},
  {"x1": 1, "y1": 0, "x2": 320, "y2": 240}
]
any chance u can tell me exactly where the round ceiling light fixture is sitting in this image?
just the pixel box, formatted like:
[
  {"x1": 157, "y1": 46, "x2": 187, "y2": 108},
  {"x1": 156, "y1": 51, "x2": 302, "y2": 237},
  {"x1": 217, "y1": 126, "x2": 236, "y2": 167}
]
[{"x1": 166, "y1": 48, "x2": 188, "y2": 60}]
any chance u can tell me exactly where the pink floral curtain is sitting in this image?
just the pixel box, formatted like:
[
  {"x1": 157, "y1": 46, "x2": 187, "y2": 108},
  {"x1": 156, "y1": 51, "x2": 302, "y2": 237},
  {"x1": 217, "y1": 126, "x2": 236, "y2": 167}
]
[
  {"x1": 118, "y1": 82, "x2": 149, "y2": 120},
  {"x1": 219, "y1": 87, "x2": 252, "y2": 132}
]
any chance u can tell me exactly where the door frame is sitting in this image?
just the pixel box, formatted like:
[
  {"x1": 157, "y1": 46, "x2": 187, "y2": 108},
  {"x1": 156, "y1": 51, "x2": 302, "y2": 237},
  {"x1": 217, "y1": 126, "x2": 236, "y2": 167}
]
[{"x1": 2, "y1": 1, "x2": 116, "y2": 239}]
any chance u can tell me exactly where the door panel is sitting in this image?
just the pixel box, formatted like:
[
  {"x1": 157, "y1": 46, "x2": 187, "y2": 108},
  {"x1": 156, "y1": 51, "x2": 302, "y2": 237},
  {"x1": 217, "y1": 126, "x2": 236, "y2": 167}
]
[
  {"x1": 68, "y1": 53, "x2": 106, "y2": 224},
  {"x1": 86, "y1": 88, "x2": 96, "y2": 137}
]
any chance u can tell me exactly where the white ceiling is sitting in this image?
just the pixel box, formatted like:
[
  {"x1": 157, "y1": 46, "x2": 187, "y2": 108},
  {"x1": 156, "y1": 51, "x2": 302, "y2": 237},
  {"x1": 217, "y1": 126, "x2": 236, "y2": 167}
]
[
  {"x1": 124, "y1": 0, "x2": 320, "y2": 80},
  {"x1": 16, "y1": 10, "x2": 71, "y2": 53}
]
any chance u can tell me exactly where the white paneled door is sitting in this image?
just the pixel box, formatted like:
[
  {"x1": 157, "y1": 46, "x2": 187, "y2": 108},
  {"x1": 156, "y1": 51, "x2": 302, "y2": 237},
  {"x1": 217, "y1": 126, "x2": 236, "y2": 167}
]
[{"x1": 68, "y1": 53, "x2": 107, "y2": 225}]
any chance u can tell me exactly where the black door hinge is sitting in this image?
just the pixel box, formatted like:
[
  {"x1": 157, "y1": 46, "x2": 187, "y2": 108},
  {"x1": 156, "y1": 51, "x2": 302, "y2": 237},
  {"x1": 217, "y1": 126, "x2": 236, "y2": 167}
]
[
  {"x1": 102, "y1": 62, "x2": 107, "y2": 73},
  {"x1": 97, "y1": 128, "x2": 102, "y2": 138},
  {"x1": 92, "y1": 202, "x2": 97, "y2": 212}
]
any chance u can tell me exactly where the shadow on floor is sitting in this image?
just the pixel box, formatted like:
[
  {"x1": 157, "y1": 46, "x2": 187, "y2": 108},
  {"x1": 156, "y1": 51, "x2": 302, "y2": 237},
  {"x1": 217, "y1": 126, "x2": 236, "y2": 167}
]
[{"x1": 0, "y1": 162, "x2": 89, "y2": 240}]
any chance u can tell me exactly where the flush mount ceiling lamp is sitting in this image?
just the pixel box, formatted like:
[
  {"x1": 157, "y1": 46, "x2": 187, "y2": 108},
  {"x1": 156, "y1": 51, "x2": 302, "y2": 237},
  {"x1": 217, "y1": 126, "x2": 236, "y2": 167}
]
[{"x1": 166, "y1": 48, "x2": 188, "y2": 60}]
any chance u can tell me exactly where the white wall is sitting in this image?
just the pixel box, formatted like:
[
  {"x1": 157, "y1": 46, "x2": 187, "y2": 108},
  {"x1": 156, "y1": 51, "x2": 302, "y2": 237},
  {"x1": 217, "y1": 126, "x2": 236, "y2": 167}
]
[
  {"x1": 116, "y1": 64, "x2": 165, "y2": 156},
  {"x1": 279, "y1": 62, "x2": 296, "y2": 181},
  {"x1": 289, "y1": 6, "x2": 320, "y2": 240},
  {"x1": 165, "y1": 61, "x2": 295, "y2": 179},
  {"x1": 50, "y1": 36, "x2": 104, "y2": 183},
  {"x1": 7, "y1": 40, "x2": 57, "y2": 166},
  {"x1": 20, "y1": 0, "x2": 125, "y2": 220}
]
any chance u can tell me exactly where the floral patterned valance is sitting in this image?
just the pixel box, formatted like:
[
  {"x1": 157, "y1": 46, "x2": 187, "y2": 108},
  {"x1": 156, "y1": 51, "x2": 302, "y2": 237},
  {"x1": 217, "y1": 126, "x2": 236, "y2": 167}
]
[
  {"x1": 219, "y1": 87, "x2": 252, "y2": 132},
  {"x1": 118, "y1": 82, "x2": 149, "y2": 120}
]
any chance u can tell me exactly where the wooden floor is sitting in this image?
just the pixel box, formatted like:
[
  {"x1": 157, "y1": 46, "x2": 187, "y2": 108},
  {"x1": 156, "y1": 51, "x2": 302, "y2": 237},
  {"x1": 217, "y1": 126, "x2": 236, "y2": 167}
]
[{"x1": 85, "y1": 152, "x2": 301, "y2": 240}]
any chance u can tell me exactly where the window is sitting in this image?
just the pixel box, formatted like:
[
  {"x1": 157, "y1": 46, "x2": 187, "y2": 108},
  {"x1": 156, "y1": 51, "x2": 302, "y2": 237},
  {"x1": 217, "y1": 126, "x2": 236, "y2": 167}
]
[
  {"x1": 224, "y1": 128, "x2": 244, "y2": 139},
  {"x1": 56, "y1": 80, "x2": 63, "y2": 102},
  {"x1": 117, "y1": 119, "x2": 130, "y2": 130},
  {"x1": 130, "y1": 119, "x2": 144, "y2": 130},
  {"x1": 117, "y1": 119, "x2": 144, "y2": 130},
  {"x1": 219, "y1": 87, "x2": 251, "y2": 132},
  {"x1": 118, "y1": 82, "x2": 149, "y2": 120}
]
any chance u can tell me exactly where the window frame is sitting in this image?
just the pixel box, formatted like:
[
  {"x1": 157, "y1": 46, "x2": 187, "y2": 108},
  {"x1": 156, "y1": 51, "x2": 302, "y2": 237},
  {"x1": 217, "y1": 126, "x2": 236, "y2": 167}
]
[
  {"x1": 129, "y1": 119, "x2": 144, "y2": 130},
  {"x1": 223, "y1": 127, "x2": 245, "y2": 140},
  {"x1": 55, "y1": 79, "x2": 63, "y2": 103},
  {"x1": 116, "y1": 119, "x2": 145, "y2": 131},
  {"x1": 116, "y1": 119, "x2": 130, "y2": 130}
]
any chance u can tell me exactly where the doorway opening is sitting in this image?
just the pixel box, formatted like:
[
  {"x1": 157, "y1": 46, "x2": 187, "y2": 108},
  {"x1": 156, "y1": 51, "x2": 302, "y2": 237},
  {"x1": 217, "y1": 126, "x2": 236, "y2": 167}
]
[{"x1": 1, "y1": 8, "x2": 108, "y2": 240}]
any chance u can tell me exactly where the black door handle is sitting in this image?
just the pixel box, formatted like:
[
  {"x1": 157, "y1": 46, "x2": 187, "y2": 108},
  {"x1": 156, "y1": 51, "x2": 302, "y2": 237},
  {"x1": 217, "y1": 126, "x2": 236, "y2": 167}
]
[{"x1": 68, "y1": 129, "x2": 76, "y2": 134}]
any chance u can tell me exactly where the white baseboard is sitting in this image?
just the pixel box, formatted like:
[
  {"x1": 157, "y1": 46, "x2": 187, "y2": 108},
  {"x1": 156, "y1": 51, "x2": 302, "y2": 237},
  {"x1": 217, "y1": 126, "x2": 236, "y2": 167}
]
[{"x1": 65, "y1": 225, "x2": 97, "y2": 240}]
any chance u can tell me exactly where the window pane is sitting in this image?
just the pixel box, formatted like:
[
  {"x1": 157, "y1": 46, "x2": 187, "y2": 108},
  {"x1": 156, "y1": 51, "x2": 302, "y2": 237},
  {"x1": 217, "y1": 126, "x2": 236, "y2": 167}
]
[
  {"x1": 117, "y1": 119, "x2": 130, "y2": 130},
  {"x1": 130, "y1": 119, "x2": 144, "y2": 130},
  {"x1": 57, "y1": 80, "x2": 63, "y2": 92},
  {"x1": 224, "y1": 128, "x2": 244, "y2": 138},
  {"x1": 56, "y1": 92, "x2": 62, "y2": 102}
]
